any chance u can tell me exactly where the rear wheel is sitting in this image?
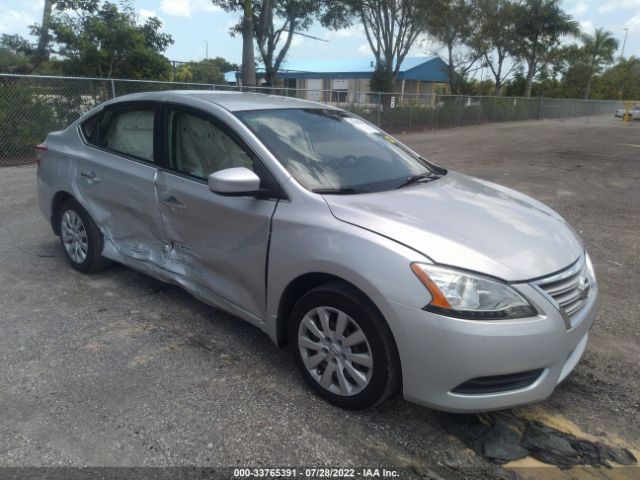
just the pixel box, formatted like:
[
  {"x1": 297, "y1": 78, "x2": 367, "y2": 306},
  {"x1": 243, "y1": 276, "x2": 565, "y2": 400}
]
[
  {"x1": 58, "y1": 199, "x2": 110, "y2": 273},
  {"x1": 289, "y1": 282, "x2": 400, "y2": 409}
]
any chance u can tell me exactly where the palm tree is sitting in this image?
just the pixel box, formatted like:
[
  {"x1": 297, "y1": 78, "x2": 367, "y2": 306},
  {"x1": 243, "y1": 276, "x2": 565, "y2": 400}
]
[
  {"x1": 512, "y1": 0, "x2": 580, "y2": 97},
  {"x1": 35, "y1": 0, "x2": 54, "y2": 66},
  {"x1": 582, "y1": 28, "x2": 619, "y2": 100}
]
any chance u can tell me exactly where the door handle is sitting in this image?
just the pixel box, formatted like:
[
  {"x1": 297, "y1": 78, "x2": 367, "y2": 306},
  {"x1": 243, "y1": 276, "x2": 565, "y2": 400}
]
[
  {"x1": 80, "y1": 171, "x2": 101, "y2": 184},
  {"x1": 162, "y1": 195, "x2": 186, "y2": 209}
]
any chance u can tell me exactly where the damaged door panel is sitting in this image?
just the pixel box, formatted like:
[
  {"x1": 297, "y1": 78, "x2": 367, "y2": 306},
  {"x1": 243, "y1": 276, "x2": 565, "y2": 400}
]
[
  {"x1": 155, "y1": 170, "x2": 276, "y2": 323},
  {"x1": 74, "y1": 103, "x2": 166, "y2": 266},
  {"x1": 154, "y1": 106, "x2": 279, "y2": 323}
]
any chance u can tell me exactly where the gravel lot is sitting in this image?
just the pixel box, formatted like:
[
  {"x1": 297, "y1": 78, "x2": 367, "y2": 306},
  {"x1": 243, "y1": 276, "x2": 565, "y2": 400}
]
[{"x1": 1, "y1": 115, "x2": 638, "y2": 478}]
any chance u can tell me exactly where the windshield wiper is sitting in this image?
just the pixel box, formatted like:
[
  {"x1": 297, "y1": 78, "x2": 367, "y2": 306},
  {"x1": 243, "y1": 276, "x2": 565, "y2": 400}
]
[
  {"x1": 394, "y1": 171, "x2": 443, "y2": 189},
  {"x1": 311, "y1": 187, "x2": 370, "y2": 195}
]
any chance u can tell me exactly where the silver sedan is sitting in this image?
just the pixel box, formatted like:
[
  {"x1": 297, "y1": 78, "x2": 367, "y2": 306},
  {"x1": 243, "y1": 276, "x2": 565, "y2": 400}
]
[{"x1": 37, "y1": 91, "x2": 597, "y2": 412}]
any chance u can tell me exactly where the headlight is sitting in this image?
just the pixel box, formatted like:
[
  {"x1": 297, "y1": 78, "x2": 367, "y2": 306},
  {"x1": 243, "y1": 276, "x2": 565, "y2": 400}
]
[
  {"x1": 585, "y1": 252, "x2": 596, "y2": 283},
  {"x1": 410, "y1": 263, "x2": 537, "y2": 320}
]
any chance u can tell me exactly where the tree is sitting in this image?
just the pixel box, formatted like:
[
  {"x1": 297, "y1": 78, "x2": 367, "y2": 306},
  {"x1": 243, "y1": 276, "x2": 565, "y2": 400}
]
[
  {"x1": 322, "y1": 0, "x2": 430, "y2": 89},
  {"x1": 174, "y1": 58, "x2": 238, "y2": 84},
  {"x1": 593, "y1": 56, "x2": 640, "y2": 100},
  {"x1": 512, "y1": 0, "x2": 580, "y2": 97},
  {"x1": 369, "y1": 60, "x2": 394, "y2": 92},
  {"x1": 581, "y1": 28, "x2": 618, "y2": 100},
  {"x1": 425, "y1": 0, "x2": 478, "y2": 93},
  {"x1": 215, "y1": 0, "x2": 318, "y2": 86},
  {"x1": 472, "y1": 0, "x2": 519, "y2": 95},
  {"x1": 0, "y1": 35, "x2": 33, "y2": 73},
  {"x1": 48, "y1": 0, "x2": 173, "y2": 79},
  {"x1": 35, "y1": 0, "x2": 55, "y2": 65},
  {"x1": 241, "y1": 0, "x2": 256, "y2": 86}
]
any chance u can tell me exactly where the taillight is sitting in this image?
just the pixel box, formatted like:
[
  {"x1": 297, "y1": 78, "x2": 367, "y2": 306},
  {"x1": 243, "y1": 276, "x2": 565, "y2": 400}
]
[{"x1": 35, "y1": 143, "x2": 48, "y2": 166}]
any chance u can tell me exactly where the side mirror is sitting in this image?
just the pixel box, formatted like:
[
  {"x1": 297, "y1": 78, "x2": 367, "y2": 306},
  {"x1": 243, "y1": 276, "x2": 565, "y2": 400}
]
[{"x1": 208, "y1": 167, "x2": 261, "y2": 196}]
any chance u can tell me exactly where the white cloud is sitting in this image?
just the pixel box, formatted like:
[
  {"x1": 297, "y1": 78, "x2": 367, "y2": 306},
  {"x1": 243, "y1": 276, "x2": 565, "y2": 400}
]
[
  {"x1": 626, "y1": 14, "x2": 640, "y2": 32},
  {"x1": 0, "y1": 8, "x2": 36, "y2": 33},
  {"x1": 290, "y1": 35, "x2": 305, "y2": 48},
  {"x1": 598, "y1": 0, "x2": 640, "y2": 13},
  {"x1": 217, "y1": 18, "x2": 238, "y2": 33},
  {"x1": 569, "y1": 2, "x2": 589, "y2": 16},
  {"x1": 160, "y1": 0, "x2": 221, "y2": 18},
  {"x1": 330, "y1": 24, "x2": 364, "y2": 39},
  {"x1": 138, "y1": 9, "x2": 157, "y2": 21},
  {"x1": 20, "y1": 0, "x2": 44, "y2": 11},
  {"x1": 356, "y1": 43, "x2": 372, "y2": 56},
  {"x1": 580, "y1": 19, "x2": 595, "y2": 34}
]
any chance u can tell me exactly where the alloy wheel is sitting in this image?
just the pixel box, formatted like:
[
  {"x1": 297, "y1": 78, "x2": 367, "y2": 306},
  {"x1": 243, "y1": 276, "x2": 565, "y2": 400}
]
[
  {"x1": 61, "y1": 209, "x2": 88, "y2": 264},
  {"x1": 297, "y1": 306, "x2": 373, "y2": 396}
]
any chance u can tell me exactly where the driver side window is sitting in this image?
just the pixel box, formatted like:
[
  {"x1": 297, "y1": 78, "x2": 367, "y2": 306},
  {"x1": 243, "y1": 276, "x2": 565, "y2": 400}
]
[{"x1": 167, "y1": 109, "x2": 254, "y2": 179}]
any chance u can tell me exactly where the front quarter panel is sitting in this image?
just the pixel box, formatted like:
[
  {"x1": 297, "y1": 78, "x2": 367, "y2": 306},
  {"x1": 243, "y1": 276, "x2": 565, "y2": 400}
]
[{"x1": 265, "y1": 193, "x2": 432, "y2": 349}]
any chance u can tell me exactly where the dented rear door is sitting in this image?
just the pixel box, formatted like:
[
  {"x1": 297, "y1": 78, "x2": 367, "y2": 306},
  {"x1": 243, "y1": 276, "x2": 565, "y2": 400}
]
[{"x1": 74, "y1": 102, "x2": 166, "y2": 264}]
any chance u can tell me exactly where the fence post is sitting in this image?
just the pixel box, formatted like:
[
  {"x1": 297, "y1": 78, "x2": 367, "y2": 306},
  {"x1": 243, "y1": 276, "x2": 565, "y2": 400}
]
[
  {"x1": 456, "y1": 95, "x2": 463, "y2": 126},
  {"x1": 110, "y1": 79, "x2": 116, "y2": 98},
  {"x1": 409, "y1": 98, "x2": 413, "y2": 132},
  {"x1": 537, "y1": 96, "x2": 544, "y2": 120},
  {"x1": 491, "y1": 96, "x2": 497, "y2": 123},
  {"x1": 376, "y1": 93, "x2": 381, "y2": 127}
]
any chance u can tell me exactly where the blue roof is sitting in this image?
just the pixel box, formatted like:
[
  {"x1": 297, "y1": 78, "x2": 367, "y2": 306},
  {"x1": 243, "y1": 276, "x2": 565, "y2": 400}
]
[{"x1": 224, "y1": 56, "x2": 449, "y2": 83}]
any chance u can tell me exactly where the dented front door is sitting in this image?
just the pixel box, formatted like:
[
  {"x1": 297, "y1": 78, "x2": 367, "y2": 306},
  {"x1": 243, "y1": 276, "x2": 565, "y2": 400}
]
[{"x1": 155, "y1": 171, "x2": 276, "y2": 322}]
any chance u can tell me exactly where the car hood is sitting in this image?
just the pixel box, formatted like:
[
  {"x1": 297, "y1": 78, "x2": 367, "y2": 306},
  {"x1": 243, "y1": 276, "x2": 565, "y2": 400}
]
[{"x1": 323, "y1": 172, "x2": 582, "y2": 281}]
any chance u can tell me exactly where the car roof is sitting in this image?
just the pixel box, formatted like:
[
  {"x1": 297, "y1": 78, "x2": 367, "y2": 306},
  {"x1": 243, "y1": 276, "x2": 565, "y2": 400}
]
[{"x1": 106, "y1": 90, "x2": 335, "y2": 112}]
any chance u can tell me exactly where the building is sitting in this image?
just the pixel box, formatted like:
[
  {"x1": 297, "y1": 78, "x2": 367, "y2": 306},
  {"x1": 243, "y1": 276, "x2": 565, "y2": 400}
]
[{"x1": 224, "y1": 56, "x2": 449, "y2": 103}]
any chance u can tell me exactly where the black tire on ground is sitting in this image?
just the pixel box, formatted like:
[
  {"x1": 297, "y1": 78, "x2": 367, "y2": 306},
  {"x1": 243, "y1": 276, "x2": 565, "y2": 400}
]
[
  {"x1": 288, "y1": 281, "x2": 401, "y2": 409},
  {"x1": 57, "y1": 198, "x2": 111, "y2": 273}
]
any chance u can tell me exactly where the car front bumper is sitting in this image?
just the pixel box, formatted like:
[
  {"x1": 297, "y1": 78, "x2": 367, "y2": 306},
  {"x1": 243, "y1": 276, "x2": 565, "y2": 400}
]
[{"x1": 377, "y1": 280, "x2": 597, "y2": 412}]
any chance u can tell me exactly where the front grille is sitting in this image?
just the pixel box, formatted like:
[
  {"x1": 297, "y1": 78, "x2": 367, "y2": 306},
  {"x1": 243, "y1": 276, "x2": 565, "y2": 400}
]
[
  {"x1": 533, "y1": 257, "x2": 591, "y2": 328},
  {"x1": 452, "y1": 369, "x2": 544, "y2": 394}
]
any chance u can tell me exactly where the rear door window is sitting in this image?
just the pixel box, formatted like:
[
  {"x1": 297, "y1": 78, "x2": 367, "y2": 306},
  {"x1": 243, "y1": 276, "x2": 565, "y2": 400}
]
[{"x1": 98, "y1": 107, "x2": 155, "y2": 162}]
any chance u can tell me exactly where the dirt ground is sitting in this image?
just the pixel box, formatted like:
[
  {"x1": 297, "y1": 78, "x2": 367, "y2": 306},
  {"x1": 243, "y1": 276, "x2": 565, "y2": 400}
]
[{"x1": 0, "y1": 115, "x2": 638, "y2": 479}]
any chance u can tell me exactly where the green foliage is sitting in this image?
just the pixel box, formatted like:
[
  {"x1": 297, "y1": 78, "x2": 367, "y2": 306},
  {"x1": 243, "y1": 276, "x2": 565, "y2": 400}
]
[
  {"x1": 48, "y1": 0, "x2": 174, "y2": 79},
  {"x1": 214, "y1": 0, "x2": 319, "y2": 85},
  {"x1": 426, "y1": 0, "x2": 477, "y2": 93},
  {"x1": 321, "y1": 0, "x2": 428, "y2": 85},
  {"x1": 592, "y1": 57, "x2": 640, "y2": 101},
  {"x1": 369, "y1": 61, "x2": 394, "y2": 93},
  {"x1": 173, "y1": 58, "x2": 237, "y2": 84},
  {"x1": 511, "y1": 0, "x2": 580, "y2": 96},
  {"x1": 0, "y1": 81, "x2": 58, "y2": 158},
  {"x1": 580, "y1": 28, "x2": 619, "y2": 99},
  {"x1": 0, "y1": 35, "x2": 33, "y2": 73},
  {"x1": 471, "y1": 0, "x2": 519, "y2": 94}
]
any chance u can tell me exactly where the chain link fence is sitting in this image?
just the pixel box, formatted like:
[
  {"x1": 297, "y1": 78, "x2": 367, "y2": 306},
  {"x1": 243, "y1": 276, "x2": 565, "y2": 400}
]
[{"x1": 0, "y1": 73, "x2": 623, "y2": 167}]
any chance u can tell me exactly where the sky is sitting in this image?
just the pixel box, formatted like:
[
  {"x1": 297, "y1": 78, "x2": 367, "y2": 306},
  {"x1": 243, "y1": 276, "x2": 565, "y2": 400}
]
[{"x1": 1, "y1": 0, "x2": 638, "y2": 69}]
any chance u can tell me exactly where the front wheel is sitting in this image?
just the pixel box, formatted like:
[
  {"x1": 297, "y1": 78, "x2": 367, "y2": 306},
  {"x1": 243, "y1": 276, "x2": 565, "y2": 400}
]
[{"x1": 289, "y1": 282, "x2": 401, "y2": 409}]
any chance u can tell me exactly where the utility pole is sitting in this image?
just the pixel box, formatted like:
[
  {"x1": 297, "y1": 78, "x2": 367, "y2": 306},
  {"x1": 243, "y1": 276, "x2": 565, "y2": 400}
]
[
  {"x1": 620, "y1": 28, "x2": 629, "y2": 62},
  {"x1": 204, "y1": 40, "x2": 208, "y2": 60}
]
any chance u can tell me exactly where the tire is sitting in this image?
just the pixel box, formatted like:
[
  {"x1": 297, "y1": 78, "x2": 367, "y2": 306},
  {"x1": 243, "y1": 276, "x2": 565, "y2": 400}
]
[
  {"x1": 289, "y1": 281, "x2": 401, "y2": 409},
  {"x1": 57, "y1": 198, "x2": 111, "y2": 273}
]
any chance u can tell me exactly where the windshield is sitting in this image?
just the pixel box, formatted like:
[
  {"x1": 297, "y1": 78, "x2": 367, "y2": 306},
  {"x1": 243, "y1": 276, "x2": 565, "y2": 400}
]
[{"x1": 235, "y1": 108, "x2": 445, "y2": 193}]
